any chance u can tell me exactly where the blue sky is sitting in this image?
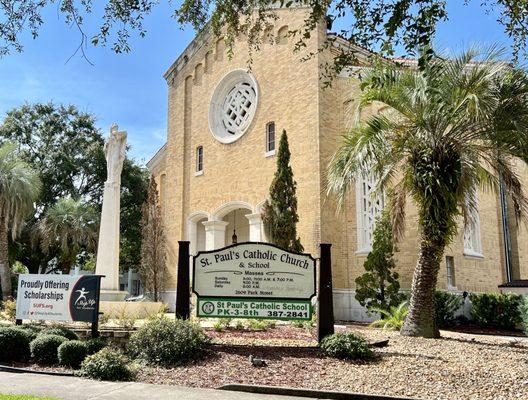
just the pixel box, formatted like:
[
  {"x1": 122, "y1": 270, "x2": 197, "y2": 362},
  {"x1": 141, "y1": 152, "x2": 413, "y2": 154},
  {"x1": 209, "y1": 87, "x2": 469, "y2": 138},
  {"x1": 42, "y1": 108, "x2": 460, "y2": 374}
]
[{"x1": 0, "y1": 1, "x2": 515, "y2": 165}]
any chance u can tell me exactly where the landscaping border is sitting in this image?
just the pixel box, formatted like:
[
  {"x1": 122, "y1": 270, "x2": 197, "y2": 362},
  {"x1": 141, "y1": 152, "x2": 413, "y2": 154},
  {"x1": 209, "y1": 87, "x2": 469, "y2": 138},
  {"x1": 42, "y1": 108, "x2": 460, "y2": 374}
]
[
  {"x1": 0, "y1": 364, "x2": 74, "y2": 377},
  {"x1": 219, "y1": 384, "x2": 420, "y2": 400}
]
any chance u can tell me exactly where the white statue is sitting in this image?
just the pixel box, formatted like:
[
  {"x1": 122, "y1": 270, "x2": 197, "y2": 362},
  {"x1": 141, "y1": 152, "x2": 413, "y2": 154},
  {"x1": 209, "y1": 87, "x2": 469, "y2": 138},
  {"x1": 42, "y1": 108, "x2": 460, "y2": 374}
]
[
  {"x1": 95, "y1": 125, "x2": 128, "y2": 298},
  {"x1": 104, "y1": 124, "x2": 127, "y2": 184}
]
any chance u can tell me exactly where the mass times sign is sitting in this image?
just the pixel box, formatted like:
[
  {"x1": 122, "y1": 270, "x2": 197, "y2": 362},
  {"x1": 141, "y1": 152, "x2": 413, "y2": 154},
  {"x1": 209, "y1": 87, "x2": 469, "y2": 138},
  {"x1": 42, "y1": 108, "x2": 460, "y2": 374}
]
[
  {"x1": 193, "y1": 242, "x2": 316, "y2": 320},
  {"x1": 16, "y1": 274, "x2": 102, "y2": 323}
]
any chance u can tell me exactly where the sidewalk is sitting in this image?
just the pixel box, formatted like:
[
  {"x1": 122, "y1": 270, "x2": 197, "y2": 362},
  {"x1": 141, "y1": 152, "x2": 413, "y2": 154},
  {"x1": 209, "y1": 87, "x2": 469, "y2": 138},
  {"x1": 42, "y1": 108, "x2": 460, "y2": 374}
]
[{"x1": 0, "y1": 371, "x2": 302, "y2": 400}]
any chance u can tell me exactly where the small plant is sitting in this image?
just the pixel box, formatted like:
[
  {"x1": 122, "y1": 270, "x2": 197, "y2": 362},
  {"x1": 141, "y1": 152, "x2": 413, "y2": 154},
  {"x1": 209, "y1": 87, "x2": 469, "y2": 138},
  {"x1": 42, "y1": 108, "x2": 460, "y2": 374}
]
[
  {"x1": 58, "y1": 340, "x2": 88, "y2": 369},
  {"x1": 39, "y1": 326, "x2": 79, "y2": 340},
  {"x1": 128, "y1": 317, "x2": 210, "y2": 366},
  {"x1": 219, "y1": 318, "x2": 232, "y2": 329},
  {"x1": 98, "y1": 313, "x2": 110, "y2": 326},
  {"x1": 469, "y1": 292, "x2": 522, "y2": 330},
  {"x1": 213, "y1": 321, "x2": 224, "y2": 332},
  {"x1": 234, "y1": 320, "x2": 245, "y2": 330},
  {"x1": 369, "y1": 302, "x2": 409, "y2": 331},
  {"x1": 30, "y1": 334, "x2": 69, "y2": 364},
  {"x1": 78, "y1": 348, "x2": 136, "y2": 381},
  {"x1": 247, "y1": 319, "x2": 268, "y2": 331},
  {"x1": 0, "y1": 299, "x2": 17, "y2": 321},
  {"x1": 85, "y1": 338, "x2": 108, "y2": 355},
  {"x1": 320, "y1": 332, "x2": 374, "y2": 360},
  {"x1": 435, "y1": 290, "x2": 464, "y2": 328},
  {"x1": 116, "y1": 307, "x2": 137, "y2": 330},
  {"x1": 0, "y1": 327, "x2": 31, "y2": 362}
]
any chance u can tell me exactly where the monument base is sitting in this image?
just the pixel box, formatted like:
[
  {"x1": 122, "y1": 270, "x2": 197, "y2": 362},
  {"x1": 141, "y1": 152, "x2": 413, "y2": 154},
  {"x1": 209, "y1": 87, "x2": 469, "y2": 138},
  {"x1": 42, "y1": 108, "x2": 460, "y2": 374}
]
[
  {"x1": 99, "y1": 290, "x2": 129, "y2": 302},
  {"x1": 99, "y1": 301, "x2": 165, "y2": 319}
]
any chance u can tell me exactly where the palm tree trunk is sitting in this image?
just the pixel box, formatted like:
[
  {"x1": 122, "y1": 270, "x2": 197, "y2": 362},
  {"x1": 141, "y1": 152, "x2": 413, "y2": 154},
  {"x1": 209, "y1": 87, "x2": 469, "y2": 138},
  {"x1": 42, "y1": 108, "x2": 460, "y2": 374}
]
[
  {"x1": 400, "y1": 234, "x2": 446, "y2": 338},
  {"x1": 0, "y1": 212, "x2": 12, "y2": 299}
]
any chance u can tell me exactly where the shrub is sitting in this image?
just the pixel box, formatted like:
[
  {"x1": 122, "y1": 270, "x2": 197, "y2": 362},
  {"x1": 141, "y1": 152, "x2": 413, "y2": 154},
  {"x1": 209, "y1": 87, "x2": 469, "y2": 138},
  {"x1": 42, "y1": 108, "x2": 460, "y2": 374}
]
[
  {"x1": 469, "y1": 292, "x2": 522, "y2": 330},
  {"x1": 58, "y1": 340, "x2": 88, "y2": 369},
  {"x1": 0, "y1": 299, "x2": 17, "y2": 321},
  {"x1": 0, "y1": 327, "x2": 30, "y2": 362},
  {"x1": 435, "y1": 291, "x2": 464, "y2": 328},
  {"x1": 39, "y1": 326, "x2": 79, "y2": 340},
  {"x1": 85, "y1": 338, "x2": 108, "y2": 355},
  {"x1": 30, "y1": 334, "x2": 69, "y2": 364},
  {"x1": 369, "y1": 302, "x2": 409, "y2": 331},
  {"x1": 78, "y1": 348, "x2": 136, "y2": 381},
  {"x1": 128, "y1": 317, "x2": 209, "y2": 366},
  {"x1": 321, "y1": 332, "x2": 374, "y2": 360},
  {"x1": 520, "y1": 296, "x2": 528, "y2": 335},
  {"x1": 18, "y1": 324, "x2": 44, "y2": 341}
]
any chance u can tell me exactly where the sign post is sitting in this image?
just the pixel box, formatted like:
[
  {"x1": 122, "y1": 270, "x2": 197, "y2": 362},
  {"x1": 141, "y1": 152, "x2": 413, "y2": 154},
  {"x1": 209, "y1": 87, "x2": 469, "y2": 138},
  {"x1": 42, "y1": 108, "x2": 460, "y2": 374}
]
[
  {"x1": 193, "y1": 242, "x2": 316, "y2": 321},
  {"x1": 176, "y1": 241, "x2": 191, "y2": 320},
  {"x1": 15, "y1": 274, "x2": 103, "y2": 337},
  {"x1": 317, "y1": 243, "x2": 335, "y2": 343}
]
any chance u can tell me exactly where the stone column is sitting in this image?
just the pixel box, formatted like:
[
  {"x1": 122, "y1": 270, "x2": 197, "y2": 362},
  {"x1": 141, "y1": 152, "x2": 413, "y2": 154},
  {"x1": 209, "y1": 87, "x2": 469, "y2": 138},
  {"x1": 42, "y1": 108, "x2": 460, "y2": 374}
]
[
  {"x1": 246, "y1": 213, "x2": 263, "y2": 242},
  {"x1": 203, "y1": 221, "x2": 229, "y2": 250},
  {"x1": 95, "y1": 125, "x2": 128, "y2": 301}
]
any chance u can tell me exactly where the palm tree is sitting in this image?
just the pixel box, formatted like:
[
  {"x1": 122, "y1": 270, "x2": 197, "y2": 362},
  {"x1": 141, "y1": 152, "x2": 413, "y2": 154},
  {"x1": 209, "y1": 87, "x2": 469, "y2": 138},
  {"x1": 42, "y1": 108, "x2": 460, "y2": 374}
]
[
  {"x1": 0, "y1": 142, "x2": 41, "y2": 299},
  {"x1": 36, "y1": 198, "x2": 99, "y2": 275},
  {"x1": 328, "y1": 47, "x2": 528, "y2": 338}
]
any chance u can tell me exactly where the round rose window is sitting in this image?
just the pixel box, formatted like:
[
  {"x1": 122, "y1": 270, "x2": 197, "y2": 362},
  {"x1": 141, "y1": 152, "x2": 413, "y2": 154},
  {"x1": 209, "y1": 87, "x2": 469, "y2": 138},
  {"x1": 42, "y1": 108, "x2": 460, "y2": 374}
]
[{"x1": 209, "y1": 70, "x2": 259, "y2": 143}]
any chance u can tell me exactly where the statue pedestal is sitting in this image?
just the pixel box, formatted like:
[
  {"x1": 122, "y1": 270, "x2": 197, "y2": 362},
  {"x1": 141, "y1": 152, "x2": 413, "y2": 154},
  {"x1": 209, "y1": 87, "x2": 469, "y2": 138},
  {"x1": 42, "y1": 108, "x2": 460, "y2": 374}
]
[{"x1": 99, "y1": 290, "x2": 129, "y2": 302}]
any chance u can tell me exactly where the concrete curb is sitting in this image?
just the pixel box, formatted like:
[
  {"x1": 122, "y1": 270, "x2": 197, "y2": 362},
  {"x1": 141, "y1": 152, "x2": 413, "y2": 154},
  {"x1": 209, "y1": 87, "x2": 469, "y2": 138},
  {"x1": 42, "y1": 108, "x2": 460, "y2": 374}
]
[
  {"x1": 218, "y1": 384, "x2": 420, "y2": 400},
  {"x1": 0, "y1": 364, "x2": 75, "y2": 377}
]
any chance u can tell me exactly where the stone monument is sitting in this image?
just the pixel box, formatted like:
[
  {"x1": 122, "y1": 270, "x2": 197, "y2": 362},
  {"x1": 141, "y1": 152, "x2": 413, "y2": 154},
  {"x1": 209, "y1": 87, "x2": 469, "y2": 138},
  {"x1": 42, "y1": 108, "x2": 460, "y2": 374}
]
[{"x1": 95, "y1": 124, "x2": 128, "y2": 301}]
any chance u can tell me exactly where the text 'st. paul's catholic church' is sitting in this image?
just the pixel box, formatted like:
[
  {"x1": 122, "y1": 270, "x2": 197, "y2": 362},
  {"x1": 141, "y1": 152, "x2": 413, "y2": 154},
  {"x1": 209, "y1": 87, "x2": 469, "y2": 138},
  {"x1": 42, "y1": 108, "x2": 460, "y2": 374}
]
[{"x1": 147, "y1": 6, "x2": 528, "y2": 320}]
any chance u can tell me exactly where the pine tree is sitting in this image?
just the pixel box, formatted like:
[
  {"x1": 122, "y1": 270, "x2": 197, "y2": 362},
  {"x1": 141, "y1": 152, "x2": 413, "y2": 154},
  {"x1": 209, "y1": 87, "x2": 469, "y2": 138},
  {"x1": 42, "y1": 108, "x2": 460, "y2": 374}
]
[
  {"x1": 139, "y1": 178, "x2": 167, "y2": 302},
  {"x1": 262, "y1": 130, "x2": 303, "y2": 253},
  {"x1": 355, "y1": 211, "x2": 403, "y2": 312}
]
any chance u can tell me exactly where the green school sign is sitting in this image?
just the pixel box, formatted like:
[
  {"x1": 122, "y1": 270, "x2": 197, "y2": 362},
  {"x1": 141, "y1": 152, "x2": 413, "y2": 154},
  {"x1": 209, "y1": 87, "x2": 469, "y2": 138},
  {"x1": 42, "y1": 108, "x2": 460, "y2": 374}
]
[{"x1": 192, "y1": 242, "x2": 316, "y2": 321}]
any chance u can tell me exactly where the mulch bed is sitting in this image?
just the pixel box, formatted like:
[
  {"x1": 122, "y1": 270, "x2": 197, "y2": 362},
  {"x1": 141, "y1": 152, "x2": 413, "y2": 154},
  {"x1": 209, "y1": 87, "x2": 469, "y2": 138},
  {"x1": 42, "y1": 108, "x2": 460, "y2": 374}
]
[{"x1": 445, "y1": 323, "x2": 526, "y2": 337}]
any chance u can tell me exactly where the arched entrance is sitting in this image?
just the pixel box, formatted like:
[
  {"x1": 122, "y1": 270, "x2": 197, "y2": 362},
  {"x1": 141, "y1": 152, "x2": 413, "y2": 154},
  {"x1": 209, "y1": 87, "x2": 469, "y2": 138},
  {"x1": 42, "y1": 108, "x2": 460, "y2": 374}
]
[
  {"x1": 187, "y1": 211, "x2": 209, "y2": 255},
  {"x1": 222, "y1": 208, "x2": 251, "y2": 245}
]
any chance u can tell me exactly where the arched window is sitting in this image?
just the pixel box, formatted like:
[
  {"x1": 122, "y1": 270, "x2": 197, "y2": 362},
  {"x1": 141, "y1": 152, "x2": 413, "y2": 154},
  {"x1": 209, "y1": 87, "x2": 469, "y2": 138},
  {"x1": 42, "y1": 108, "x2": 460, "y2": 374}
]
[
  {"x1": 266, "y1": 122, "x2": 276, "y2": 153},
  {"x1": 196, "y1": 146, "x2": 203, "y2": 174},
  {"x1": 463, "y1": 188, "x2": 483, "y2": 257}
]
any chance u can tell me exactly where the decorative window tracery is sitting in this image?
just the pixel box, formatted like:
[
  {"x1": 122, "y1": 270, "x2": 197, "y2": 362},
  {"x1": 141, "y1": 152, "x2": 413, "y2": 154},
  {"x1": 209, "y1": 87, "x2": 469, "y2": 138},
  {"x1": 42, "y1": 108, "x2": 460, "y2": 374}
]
[{"x1": 356, "y1": 174, "x2": 384, "y2": 253}]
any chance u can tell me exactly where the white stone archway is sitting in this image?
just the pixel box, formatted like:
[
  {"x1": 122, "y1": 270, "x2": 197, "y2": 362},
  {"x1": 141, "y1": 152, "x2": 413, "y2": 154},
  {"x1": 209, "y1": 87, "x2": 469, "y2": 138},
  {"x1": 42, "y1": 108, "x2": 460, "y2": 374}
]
[{"x1": 187, "y1": 211, "x2": 210, "y2": 255}]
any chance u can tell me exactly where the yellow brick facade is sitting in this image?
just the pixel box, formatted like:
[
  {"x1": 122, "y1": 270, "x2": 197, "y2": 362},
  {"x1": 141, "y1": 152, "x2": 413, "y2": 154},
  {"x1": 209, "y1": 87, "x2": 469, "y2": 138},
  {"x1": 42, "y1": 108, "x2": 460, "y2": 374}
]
[{"x1": 147, "y1": 7, "x2": 528, "y2": 318}]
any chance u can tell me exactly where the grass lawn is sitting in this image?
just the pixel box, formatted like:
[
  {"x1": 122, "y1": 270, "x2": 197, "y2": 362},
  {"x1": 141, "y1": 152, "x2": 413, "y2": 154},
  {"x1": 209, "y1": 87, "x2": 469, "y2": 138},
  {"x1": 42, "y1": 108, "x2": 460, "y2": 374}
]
[{"x1": 0, "y1": 395, "x2": 59, "y2": 400}]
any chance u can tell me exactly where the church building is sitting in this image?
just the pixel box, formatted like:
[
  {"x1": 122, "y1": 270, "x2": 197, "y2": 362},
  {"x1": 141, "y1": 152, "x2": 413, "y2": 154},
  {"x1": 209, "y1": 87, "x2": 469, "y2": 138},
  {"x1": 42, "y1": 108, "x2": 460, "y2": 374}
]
[{"x1": 147, "y1": 6, "x2": 528, "y2": 320}]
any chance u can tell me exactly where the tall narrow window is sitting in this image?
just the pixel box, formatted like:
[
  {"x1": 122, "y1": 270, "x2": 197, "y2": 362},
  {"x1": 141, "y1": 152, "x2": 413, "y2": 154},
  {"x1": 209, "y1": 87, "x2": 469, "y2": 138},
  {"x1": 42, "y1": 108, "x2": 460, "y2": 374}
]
[
  {"x1": 266, "y1": 122, "x2": 276, "y2": 153},
  {"x1": 446, "y1": 256, "x2": 456, "y2": 288},
  {"x1": 463, "y1": 188, "x2": 483, "y2": 257},
  {"x1": 356, "y1": 174, "x2": 384, "y2": 252},
  {"x1": 196, "y1": 146, "x2": 203, "y2": 174}
]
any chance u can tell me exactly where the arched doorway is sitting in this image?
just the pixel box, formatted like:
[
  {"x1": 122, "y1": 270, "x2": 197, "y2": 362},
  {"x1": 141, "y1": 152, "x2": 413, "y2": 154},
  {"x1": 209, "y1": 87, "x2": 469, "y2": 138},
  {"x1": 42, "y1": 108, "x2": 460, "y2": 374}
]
[
  {"x1": 223, "y1": 208, "x2": 251, "y2": 245},
  {"x1": 188, "y1": 212, "x2": 209, "y2": 255}
]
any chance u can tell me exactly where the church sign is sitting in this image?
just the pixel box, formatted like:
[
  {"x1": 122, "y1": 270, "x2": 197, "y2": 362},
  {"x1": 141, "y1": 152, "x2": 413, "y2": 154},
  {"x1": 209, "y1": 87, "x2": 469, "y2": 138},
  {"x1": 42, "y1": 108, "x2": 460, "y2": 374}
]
[
  {"x1": 193, "y1": 242, "x2": 316, "y2": 320},
  {"x1": 15, "y1": 274, "x2": 102, "y2": 323}
]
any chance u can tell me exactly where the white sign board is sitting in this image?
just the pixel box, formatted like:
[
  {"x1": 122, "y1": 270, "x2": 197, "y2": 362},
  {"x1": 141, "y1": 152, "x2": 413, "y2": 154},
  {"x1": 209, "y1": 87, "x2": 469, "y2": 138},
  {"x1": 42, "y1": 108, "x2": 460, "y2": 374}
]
[
  {"x1": 193, "y1": 242, "x2": 316, "y2": 300},
  {"x1": 16, "y1": 274, "x2": 101, "y2": 322}
]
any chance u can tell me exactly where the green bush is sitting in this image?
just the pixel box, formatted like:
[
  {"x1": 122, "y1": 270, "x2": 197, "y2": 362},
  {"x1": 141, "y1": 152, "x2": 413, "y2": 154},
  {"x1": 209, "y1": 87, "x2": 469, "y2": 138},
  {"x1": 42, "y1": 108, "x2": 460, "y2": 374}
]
[
  {"x1": 78, "y1": 348, "x2": 136, "y2": 381},
  {"x1": 39, "y1": 326, "x2": 79, "y2": 340},
  {"x1": 128, "y1": 317, "x2": 210, "y2": 366},
  {"x1": 320, "y1": 332, "x2": 374, "y2": 361},
  {"x1": 519, "y1": 296, "x2": 528, "y2": 335},
  {"x1": 0, "y1": 327, "x2": 30, "y2": 362},
  {"x1": 435, "y1": 291, "x2": 464, "y2": 328},
  {"x1": 58, "y1": 340, "x2": 88, "y2": 369},
  {"x1": 469, "y1": 292, "x2": 522, "y2": 330},
  {"x1": 18, "y1": 324, "x2": 44, "y2": 341},
  {"x1": 30, "y1": 334, "x2": 69, "y2": 364},
  {"x1": 85, "y1": 338, "x2": 108, "y2": 355}
]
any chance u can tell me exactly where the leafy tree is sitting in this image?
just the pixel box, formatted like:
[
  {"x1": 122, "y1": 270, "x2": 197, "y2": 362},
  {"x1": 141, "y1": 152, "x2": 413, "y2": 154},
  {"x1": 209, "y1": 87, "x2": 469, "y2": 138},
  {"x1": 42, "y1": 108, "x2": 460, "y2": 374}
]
[
  {"x1": 0, "y1": 2, "x2": 527, "y2": 66},
  {"x1": 0, "y1": 142, "x2": 41, "y2": 299},
  {"x1": 139, "y1": 178, "x2": 167, "y2": 302},
  {"x1": 35, "y1": 198, "x2": 99, "y2": 275},
  {"x1": 0, "y1": 102, "x2": 148, "y2": 273},
  {"x1": 328, "y1": 47, "x2": 528, "y2": 338},
  {"x1": 262, "y1": 130, "x2": 303, "y2": 252},
  {"x1": 355, "y1": 212, "x2": 403, "y2": 313}
]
